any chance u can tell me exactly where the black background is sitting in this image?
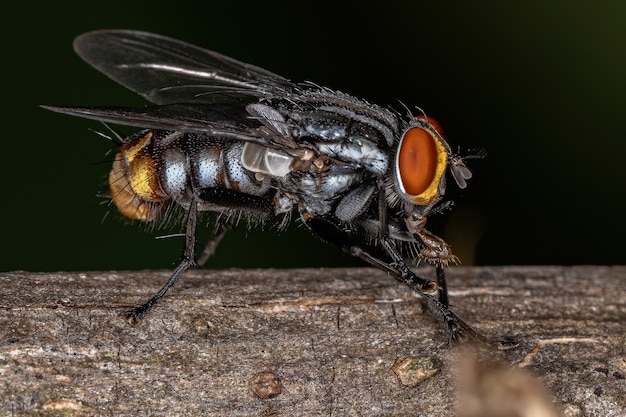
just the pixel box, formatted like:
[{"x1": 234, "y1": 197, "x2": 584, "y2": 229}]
[{"x1": 2, "y1": 1, "x2": 625, "y2": 272}]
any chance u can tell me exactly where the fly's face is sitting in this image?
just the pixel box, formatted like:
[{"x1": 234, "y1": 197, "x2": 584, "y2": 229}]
[
  {"x1": 43, "y1": 30, "x2": 480, "y2": 341},
  {"x1": 392, "y1": 116, "x2": 472, "y2": 245}
]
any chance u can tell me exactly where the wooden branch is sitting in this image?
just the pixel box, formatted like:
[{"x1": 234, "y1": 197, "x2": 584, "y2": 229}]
[{"x1": 1, "y1": 267, "x2": 625, "y2": 416}]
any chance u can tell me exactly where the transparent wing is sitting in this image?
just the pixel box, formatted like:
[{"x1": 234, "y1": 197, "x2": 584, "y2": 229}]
[
  {"x1": 42, "y1": 104, "x2": 297, "y2": 149},
  {"x1": 73, "y1": 30, "x2": 298, "y2": 105}
]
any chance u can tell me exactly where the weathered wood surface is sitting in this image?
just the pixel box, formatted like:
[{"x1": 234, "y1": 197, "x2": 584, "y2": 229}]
[{"x1": 1, "y1": 266, "x2": 625, "y2": 416}]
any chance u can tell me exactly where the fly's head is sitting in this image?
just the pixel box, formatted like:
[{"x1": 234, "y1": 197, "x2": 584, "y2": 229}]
[{"x1": 391, "y1": 116, "x2": 472, "y2": 247}]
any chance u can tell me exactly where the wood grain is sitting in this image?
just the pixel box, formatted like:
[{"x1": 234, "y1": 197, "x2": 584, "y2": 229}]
[{"x1": 1, "y1": 266, "x2": 625, "y2": 416}]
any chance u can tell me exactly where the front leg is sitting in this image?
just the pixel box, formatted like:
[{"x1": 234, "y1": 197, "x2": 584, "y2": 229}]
[
  {"x1": 374, "y1": 180, "x2": 453, "y2": 308},
  {"x1": 304, "y1": 214, "x2": 479, "y2": 342},
  {"x1": 412, "y1": 230, "x2": 459, "y2": 308},
  {"x1": 415, "y1": 229, "x2": 459, "y2": 267}
]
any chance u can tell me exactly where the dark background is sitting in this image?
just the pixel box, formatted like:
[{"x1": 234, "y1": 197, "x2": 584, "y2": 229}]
[{"x1": 2, "y1": 1, "x2": 625, "y2": 272}]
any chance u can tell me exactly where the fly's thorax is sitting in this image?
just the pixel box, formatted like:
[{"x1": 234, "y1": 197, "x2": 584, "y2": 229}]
[
  {"x1": 109, "y1": 130, "x2": 169, "y2": 221},
  {"x1": 282, "y1": 89, "x2": 400, "y2": 148},
  {"x1": 263, "y1": 93, "x2": 398, "y2": 177},
  {"x1": 241, "y1": 140, "x2": 367, "y2": 217}
]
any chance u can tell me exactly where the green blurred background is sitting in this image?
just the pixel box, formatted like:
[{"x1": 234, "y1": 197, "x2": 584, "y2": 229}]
[{"x1": 2, "y1": 1, "x2": 625, "y2": 272}]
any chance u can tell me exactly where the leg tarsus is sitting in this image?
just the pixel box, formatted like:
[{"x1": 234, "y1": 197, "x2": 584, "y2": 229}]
[{"x1": 124, "y1": 257, "x2": 194, "y2": 325}]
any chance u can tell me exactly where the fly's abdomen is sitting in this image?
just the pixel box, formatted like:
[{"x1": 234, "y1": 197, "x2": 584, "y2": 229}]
[
  {"x1": 109, "y1": 130, "x2": 271, "y2": 221},
  {"x1": 109, "y1": 131, "x2": 169, "y2": 221}
]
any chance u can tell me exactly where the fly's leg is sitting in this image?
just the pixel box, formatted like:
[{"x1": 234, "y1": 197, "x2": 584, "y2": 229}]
[
  {"x1": 376, "y1": 236, "x2": 478, "y2": 341},
  {"x1": 435, "y1": 264, "x2": 449, "y2": 308},
  {"x1": 124, "y1": 187, "x2": 273, "y2": 325},
  {"x1": 196, "y1": 187, "x2": 273, "y2": 267},
  {"x1": 305, "y1": 215, "x2": 478, "y2": 342},
  {"x1": 195, "y1": 187, "x2": 274, "y2": 266},
  {"x1": 124, "y1": 195, "x2": 200, "y2": 325},
  {"x1": 306, "y1": 174, "x2": 481, "y2": 344},
  {"x1": 372, "y1": 180, "x2": 468, "y2": 338},
  {"x1": 197, "y1": 216, "x2": 230, "y2": 267},
  {"x1": 372, "y1": 181, "x2": 450, "y2": 309},
  {"x1": 367, "y1": 180, "x2": 448, "y2": 308},
  {"x1": 198, "y1": 187, "x2": 273, "y2": 214}
]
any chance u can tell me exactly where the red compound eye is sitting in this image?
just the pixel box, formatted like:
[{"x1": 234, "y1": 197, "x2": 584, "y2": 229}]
[{"x1": 398, "y1": 127, "x2": 438, "y2": 195}]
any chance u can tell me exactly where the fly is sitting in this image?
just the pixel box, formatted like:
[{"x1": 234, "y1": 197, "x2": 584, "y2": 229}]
[{"x1": 43, "y1": 30, "x2": 479, "y2": 341}]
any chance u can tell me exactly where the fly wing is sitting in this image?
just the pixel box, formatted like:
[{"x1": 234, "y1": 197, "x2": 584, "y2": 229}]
[
  {"x1": 73, "y1": 30, "x2": 298, "y2": 105},
  {"x1": 42, "y1": 104, "x2": 298, "y2": 149}
]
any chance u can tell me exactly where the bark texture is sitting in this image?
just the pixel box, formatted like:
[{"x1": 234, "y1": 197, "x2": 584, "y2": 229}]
[{"x1": 1, "y1": 266, "x2": 625, "y2": 416}]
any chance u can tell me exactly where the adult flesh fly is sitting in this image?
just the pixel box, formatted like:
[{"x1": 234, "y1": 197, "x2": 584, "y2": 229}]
[{"x1": 43, "y1": 30, "x2": 479, "y2": 341}]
